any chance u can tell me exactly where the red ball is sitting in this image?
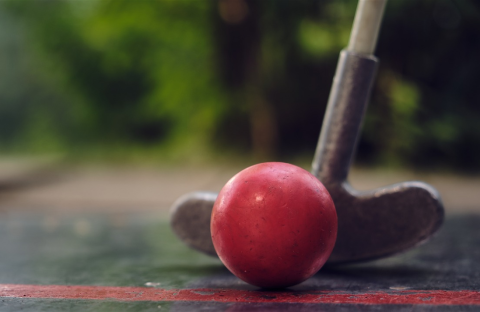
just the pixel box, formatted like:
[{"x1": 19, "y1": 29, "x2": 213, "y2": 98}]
[{"x1": 211, "y1": 162, "x2": 337, "y2": 288}]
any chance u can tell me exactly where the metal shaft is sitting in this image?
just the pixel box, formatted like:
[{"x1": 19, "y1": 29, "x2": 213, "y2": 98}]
[
  {"x1": 312, "y1": 0, "x2": 386, "y2": 184},
  {"x1": 311, "y1": 50, "x2": 377, "y2": 185}
]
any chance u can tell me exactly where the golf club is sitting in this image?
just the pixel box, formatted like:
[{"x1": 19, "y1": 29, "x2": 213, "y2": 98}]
[{"x1": 170, "y1": 0, "x2": 444, "y2": 264}]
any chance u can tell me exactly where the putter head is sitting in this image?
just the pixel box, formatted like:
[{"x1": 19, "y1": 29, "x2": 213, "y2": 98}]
[{"x1": 170, "y1": 180, "x2": 444, "y2": 264}]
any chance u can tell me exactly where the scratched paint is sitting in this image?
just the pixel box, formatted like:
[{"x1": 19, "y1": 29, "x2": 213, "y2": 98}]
[{"x1": 1, "y1": 284, "x2": 479, "y2": 305}]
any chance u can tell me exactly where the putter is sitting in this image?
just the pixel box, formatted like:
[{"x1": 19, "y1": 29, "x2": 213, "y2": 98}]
[{"x1": 170, "y1": 0, "x2": 444, "y2": 264}]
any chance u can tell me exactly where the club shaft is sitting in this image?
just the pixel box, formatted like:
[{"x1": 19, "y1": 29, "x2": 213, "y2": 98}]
[
  {"x1": 311, "y1": 51, "x2": 377, "y2": 184},
  {"x1": 348, "y1": 0, "x2": 387, "y2": 55},
  {"x1": 311, "y1": 0, "x2": 387, "y2": 183}
]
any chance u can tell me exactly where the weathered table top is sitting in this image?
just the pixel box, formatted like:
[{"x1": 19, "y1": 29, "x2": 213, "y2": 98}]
[{"x1": 0, "y1": 210, "x2": 479, "y2": 311}]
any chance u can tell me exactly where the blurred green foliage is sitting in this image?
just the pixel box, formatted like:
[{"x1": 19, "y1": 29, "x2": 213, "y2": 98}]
[
  {"x1": 0, "y1": 0, "x2": 479, "y2": 171},
  {"x1": 1, "y1": 0, "x2": 227, "y2": 160}
]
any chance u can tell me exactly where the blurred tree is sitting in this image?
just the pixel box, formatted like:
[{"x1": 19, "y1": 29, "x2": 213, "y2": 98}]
[
  {"x1": 213, "y1": 0, "x2": 355, "y2": 160},
  {"x1": 1, "y1": 0, "x2": 479, "y2": 171},
  {"x1": 214, "y1": 0, "x2": 280, "y2": 160},
  {"x1": 2, "y1": 0, "x2": 227, "y2": 157}
]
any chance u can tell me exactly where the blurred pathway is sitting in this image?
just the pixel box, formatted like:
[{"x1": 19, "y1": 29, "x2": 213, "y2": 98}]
[{"x1": 0, "y1": 159, "x2": 478, "y2": 215}]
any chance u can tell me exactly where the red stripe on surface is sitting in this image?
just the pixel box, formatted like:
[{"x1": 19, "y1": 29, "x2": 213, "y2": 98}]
[{"x1": 1, "y1": 284, "x2": 479, "y2": 305}]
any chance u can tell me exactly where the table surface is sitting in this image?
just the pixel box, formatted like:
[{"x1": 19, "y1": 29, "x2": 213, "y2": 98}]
[{"x1": 0, "y1": 209, "x2": 479, "y2": 311}]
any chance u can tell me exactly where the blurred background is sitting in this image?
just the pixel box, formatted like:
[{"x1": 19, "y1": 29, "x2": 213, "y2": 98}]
[{"x1": 0, "y1": 0, "x2": 479, "y2": 213}]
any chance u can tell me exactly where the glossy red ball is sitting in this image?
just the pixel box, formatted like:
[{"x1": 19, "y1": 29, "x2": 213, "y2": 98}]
[{"x1": 211, "y1": 162, "x2": 337, "y2": 288}]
